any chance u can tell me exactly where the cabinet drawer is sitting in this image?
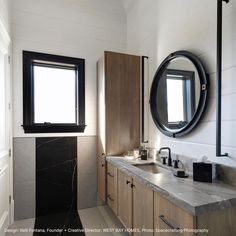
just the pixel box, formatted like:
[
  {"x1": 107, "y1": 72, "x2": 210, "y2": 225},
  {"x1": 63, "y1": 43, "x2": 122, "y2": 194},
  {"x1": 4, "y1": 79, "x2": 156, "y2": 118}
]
[
  {"x1": 107, "y1": 163, "x2": 117, "y2": 185},
  {"x1": 107, "y1": 181, "x2": 117, "y2": 214},
  {"x1": 154, "y1": 192, "x2": 195, "y2": 236},
  {"x1": 107, "y1": 163, "x2": 118, "y2": 214}
]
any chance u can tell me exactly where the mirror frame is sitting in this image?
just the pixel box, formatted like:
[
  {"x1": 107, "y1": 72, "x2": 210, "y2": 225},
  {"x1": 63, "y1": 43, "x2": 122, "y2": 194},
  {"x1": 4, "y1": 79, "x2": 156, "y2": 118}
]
[{"x1": 150, "y1": 50, "x2": 209, "y2": 138}]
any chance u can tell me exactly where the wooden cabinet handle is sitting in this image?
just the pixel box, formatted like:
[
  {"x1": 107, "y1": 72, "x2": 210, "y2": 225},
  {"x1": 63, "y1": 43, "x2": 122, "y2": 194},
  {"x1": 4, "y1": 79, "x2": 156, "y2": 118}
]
[
  {"x1": 159, "y1": 215, "x2": 180, "y2": 230},
  {"x1": 102, "y1": 164, "x2": 105, "y2": 167},
  {"x1": 107, "y1": 172, "x2": 114, "y2": 177},
  {"x1": 107, "y1": 194, "x2": 115, "y2": 202},
  {"x1": 126, "y1": 180, "x2": 131, "y2": 185}
]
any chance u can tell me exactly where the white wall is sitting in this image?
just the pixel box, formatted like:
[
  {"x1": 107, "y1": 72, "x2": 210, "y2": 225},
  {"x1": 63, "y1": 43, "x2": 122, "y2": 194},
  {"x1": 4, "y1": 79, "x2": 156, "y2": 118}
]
[
  {"x1": 11, "y1": 0, "x2": 126, "y2": 137},
  {"x1": 0, "y1": 0, "x2": 11, "y2": 152},
  {"x1": 126, "y1": 0, "x2": 236, "y2": 167},
  {"x1": 0, "y1": 0, "x2": 11, "y2": 34}
]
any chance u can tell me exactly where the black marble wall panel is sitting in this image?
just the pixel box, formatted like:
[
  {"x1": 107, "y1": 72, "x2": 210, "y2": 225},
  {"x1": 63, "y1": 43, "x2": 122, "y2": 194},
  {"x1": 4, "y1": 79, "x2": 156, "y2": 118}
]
[{"x1": 36, "y1": 137, "x2": 77, "y2": 217}]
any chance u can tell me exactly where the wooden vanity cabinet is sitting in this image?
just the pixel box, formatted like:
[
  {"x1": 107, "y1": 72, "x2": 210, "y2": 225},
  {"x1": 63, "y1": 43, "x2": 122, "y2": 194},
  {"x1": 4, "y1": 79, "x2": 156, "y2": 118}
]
[
  {"x1": 109, "y1": 165, "x2": 236, "y2": 236},
  {"x1": 117, "y1": 170, "x2": 133, "y2": 229},
  {"x1": 107, "y1": 163, "x2": 118, "y2": 214},
  {"x1": 133, "y1": 178, "x2": 154, "y2": 236},
  {"x1": 97, "y1": 155, "x2": 106, "y2": 202},
  {"x1": 154, "y1": 192, "x2": 195, "y2": 236},
  {"x1": 154, "y1": 191, "x2": 236, "y2": 236},
  {"x1": 117, "y1": 169, "x2": 154, "y2": 235}
]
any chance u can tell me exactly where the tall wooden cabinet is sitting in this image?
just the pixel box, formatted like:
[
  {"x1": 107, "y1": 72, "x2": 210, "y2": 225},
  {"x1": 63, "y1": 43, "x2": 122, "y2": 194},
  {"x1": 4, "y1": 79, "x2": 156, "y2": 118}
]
[{"x1": 97, "y1": 51, "x2": 140, "y2": 201}]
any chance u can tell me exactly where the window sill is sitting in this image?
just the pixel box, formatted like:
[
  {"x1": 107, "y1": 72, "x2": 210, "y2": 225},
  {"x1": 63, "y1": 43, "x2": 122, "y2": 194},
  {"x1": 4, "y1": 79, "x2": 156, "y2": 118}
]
[{"x1": 22, "y1": 125, "x2": 86, "y2": 133}]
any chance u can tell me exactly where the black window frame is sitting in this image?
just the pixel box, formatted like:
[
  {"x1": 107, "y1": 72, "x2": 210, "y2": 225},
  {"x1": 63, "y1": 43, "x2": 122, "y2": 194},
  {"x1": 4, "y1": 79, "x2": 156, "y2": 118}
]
[
  {"x1": 166, "y1": 69, "x2": 196, "y2": 127},
  {"x1": 22, "y1": 51, "x2": 86, "y2": 133}
]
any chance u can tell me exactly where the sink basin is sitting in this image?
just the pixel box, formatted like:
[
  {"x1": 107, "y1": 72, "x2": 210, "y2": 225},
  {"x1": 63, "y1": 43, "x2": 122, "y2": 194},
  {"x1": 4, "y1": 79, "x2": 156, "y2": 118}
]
[{"x1": 133, "y1": 163, "x2": 169, "y2": 174}]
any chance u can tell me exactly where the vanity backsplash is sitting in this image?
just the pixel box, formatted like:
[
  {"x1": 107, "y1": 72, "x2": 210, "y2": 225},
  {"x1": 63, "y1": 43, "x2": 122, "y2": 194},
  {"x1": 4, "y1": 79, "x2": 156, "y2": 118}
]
[
  {"x1": 148, "y1": 148, "x2": 236, "y2": 186},
  {"x1": 216, "y1": 165, "x2": 236, "y2": 186}
]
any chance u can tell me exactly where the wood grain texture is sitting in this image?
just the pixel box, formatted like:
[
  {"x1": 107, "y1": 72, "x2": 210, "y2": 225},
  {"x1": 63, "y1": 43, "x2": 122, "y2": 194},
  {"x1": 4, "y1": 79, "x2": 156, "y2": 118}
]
[
  {"x1": 117, "y1": 169, "x2": 133, "y2": 230},
  {"x1": 154, "y1": 192, "x2": 195, "y2": 236},
  {"x1": 133, "y1": 178, "x2": 154, "y2": 236},
  {"x1": 97, "y1": 155, "x2": 106, "y2": 202},
  {"x1": 107, "y1": 163, "x2": 118, "y2": 214},
  {"x1": 197, "y1": 206, "x2": 236, "y2": 236},
  {"x1": 104, "y1": 51, "x2": 140, "y2": 155},
  {"x1": 97, "y1": 51, "x2": 140, "y2": 202}
]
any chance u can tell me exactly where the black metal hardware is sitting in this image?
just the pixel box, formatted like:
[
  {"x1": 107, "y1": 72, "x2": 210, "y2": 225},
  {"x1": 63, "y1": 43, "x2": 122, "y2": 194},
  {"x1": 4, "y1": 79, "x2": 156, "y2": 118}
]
[
  {"x1": 161, "y1": 157, "x2": 167, "y2": 165},
  {"x1": 172, "y1": 160, "x2": 180, "y2": 169},
  {"x1": 107, "y1": 194, "x2": 114, "y2": 202},
  {"x1": 126, "y1": 180, "x2": 131, "y2": 185},
  {"x1": 159, "y1": 215, "x2": 180, "y2": 230},
  {"x1": 159, "y1": 147, "x2": 172, "y2": 167},
  {"x1": 216, "y1": 0, "x2": 229, "y2": 157},
  {"x1": 141, "y1": 56, "x2": 149, "y2": 143},
  {"x1": 131, "y1": 184, "x2": 135, "y2": 188},
  {"x1": 107, "y1": 172, "x2": 114, "y2": 178},
  {"x1": 22, "y1": 51, "x2": 86, "y2": 133},
  {"x1": 150, "y1": 50, "x2": 208, "y2": 138}
]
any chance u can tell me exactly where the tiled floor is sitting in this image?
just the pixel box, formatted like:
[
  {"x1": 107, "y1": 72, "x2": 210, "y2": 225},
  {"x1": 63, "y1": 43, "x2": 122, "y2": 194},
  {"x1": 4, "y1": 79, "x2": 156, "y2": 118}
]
[
  {"x1": 6, "y1": 218, "x2": 35, "y2": 236},
  {"x1": 5, "y1": 206, "x2": 128, "y2": 236},
  {"x1": 79, "y1": 206, "x2": 129, "y2": 236}
]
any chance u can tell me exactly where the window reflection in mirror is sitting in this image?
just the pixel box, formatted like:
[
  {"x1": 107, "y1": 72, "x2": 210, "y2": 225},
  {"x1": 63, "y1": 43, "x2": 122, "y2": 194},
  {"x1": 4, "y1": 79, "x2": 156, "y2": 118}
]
[
  {"x1": 157, "y1": 58, "x2": 201, "y2": 131},
  {"x1": 166, "y1": 69, "x2": 196, "y2": 129},
  {"x1": 167, "y1": 76, "x2": 185, "y2": 123}
]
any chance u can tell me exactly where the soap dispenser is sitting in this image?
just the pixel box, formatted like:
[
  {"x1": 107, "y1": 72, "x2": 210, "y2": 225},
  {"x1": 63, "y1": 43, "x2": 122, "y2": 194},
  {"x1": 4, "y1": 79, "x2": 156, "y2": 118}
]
[{"x1": 140, "y1": 146, "x2": 148, "y2": 160}]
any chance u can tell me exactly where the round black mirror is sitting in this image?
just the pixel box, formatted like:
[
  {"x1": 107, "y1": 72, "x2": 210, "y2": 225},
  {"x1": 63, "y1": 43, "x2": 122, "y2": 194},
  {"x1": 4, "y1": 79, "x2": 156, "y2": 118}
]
[{"x1": 150, "y1": 50, "x2": 209, "y2": 137}]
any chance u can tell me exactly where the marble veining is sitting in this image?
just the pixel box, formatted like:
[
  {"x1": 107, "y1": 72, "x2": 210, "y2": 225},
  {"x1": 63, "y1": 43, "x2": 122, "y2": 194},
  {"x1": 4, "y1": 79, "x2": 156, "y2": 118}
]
[
  {"x1": 34, "y1": 137, "x2": 84, "y2": 235},
  {"x1": 36, "y1": 137, "x2": 77, "y2": 216},
  {"x1": 106, "y1": 156, "x2": 236, "y2": 216}
]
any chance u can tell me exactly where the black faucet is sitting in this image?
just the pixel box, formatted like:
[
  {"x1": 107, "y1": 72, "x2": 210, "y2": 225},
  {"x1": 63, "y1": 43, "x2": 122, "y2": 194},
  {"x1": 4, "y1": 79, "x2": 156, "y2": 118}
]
[{"x1": 159, "y1": 147, "x2": 172, "y2": 167}]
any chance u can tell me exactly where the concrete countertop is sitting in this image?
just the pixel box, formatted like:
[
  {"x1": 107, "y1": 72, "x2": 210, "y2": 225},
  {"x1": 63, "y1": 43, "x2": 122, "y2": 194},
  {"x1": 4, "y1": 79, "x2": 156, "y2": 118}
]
[{"x1": 106, "y1": 156, "x2": 236, "y2": 216}]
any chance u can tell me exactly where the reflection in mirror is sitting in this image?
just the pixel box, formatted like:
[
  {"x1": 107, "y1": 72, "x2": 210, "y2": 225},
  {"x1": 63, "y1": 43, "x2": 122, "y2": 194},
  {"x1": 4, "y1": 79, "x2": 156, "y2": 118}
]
[
  {"x1": 157, "y1": 58, "x2": 201, "y2": 131},
  {"x1": 150, "y1": 50, "x2": 208, "y2": 137}
]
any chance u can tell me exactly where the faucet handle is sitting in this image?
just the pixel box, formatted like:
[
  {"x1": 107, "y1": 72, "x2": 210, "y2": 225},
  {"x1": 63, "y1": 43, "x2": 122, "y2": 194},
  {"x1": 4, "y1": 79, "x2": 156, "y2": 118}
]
[
  {"x1": 173, "y1": 160, "x2": 180, "y2": 169},
  {"x1": 161, "y1": 156, "x2": 167, "y2": 165}
]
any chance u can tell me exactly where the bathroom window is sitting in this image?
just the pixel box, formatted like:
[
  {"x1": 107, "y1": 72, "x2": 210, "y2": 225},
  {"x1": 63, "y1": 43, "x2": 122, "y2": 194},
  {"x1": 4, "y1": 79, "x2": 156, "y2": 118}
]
[
  {"x1": 166, "y1": 69, "x2": 196, "y2": 129},
  {"x1": 22, "y1": 51, "x2": 85, "y2": 133}
]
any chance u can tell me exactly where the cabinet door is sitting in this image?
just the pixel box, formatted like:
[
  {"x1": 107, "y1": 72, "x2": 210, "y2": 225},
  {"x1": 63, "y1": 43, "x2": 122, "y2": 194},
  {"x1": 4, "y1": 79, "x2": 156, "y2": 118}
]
[
  {"x1": 118, "y1": 170, "x2": 132, "y2": 229},
  {"x1": 97, "y1": 156, "x2": 106, "y2": 202},
  {"x1": 107, "y1": 163, "x2": 118, "y2": 214},
  {"x1": 154, "y1": 192, "x2": 195, "y2": 236},
  {"x1": 105, "y1": 51, "x2": 140, "y2": 155},
  {"x1": 133, "y1": 179, "x2": 154, "y2": 236}
]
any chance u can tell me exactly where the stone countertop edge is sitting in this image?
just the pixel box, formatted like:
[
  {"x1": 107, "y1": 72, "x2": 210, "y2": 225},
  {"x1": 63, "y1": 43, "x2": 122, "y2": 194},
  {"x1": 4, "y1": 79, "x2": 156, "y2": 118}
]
[{"x1": 106, "y1": 156, "x2": 236, "y2": 216}]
